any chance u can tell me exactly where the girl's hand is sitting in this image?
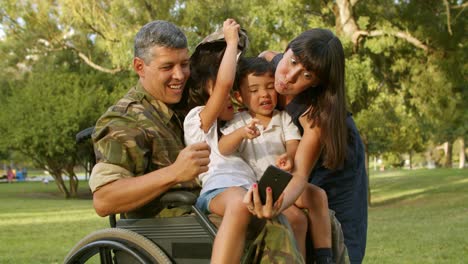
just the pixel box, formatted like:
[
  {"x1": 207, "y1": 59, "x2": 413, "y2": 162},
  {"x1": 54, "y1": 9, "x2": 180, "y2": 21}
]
[
  {"x1": 275, "y1": 153, "x2": 293, "y2": 172},
  {"x1": 243, "y1": 183, "x2": 284, "y2": 219},
  {"x1": 244, "y1": 119, "x2": 261, "y2": 139},
  {"x1": 223, "y1": 18, "x2": 240, "y2": 45}
]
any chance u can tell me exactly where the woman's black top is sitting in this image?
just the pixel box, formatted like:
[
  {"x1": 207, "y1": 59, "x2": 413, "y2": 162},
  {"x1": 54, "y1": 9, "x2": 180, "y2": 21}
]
[{"x1": 273, "y1": 53, "x2": 368, "y2": 263}]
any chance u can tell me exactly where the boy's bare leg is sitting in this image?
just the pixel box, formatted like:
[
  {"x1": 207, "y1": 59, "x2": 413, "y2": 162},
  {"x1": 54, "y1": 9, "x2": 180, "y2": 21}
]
[
  {"x1": 296, "y1": 184, "x2": 333, "y2": 263},
  {"x1": 210, "y1": 187, "x2": 251, "y2": 263},
  {"x1": 282, "y1": 205, "x2": 308, "y2": 259}
]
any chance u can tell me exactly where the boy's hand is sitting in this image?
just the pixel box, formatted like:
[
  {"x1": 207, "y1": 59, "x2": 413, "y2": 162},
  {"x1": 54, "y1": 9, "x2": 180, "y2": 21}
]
[
  {"x1": 276, "y1": 153, "x2": 293, "y2": 172},
  {"x1": 223, "y1": 18, "x2": 240, "y2": 45},
  {"x1": 244, "y1": 119, "x2": 261, "y2": 139}
]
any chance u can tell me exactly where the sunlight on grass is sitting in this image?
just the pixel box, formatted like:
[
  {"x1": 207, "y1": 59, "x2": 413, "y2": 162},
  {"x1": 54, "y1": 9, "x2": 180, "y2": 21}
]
[
  {"x1": 371, "y1": 177, "x2": 468, "y2": 205},
  {"x1": 1, "y1": 170, "x2": 467, "y2": 263},
  {"x1": 365, "y1": 168, "x2": 468, "y2": 264},
  {"x1": 371, "y1": 188, "x2": 427, "y2": 204},
  {"x1": 0, "y1": 209, "x2": 100, "y2": 226},
  {"x1": 0, "y1": 181, "x2": 107, "y2": 264}
]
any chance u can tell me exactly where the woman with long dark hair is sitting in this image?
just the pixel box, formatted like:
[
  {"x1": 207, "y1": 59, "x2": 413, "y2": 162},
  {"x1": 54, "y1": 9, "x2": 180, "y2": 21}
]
[{"x1": 246, "y1": 29, "x2": 368, "y2": 264}]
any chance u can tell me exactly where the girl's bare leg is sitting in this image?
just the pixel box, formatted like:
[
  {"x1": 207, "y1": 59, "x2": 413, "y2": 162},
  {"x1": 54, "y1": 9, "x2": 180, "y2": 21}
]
[{"x1": 209, "y1": 187, "x2": 251, "y2": 263}]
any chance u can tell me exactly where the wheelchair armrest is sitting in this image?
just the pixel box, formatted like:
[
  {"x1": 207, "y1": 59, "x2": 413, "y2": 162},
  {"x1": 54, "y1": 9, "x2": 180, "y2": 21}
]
[
  {"x1": 76, "y1": 126, "x2": 95, "y2": 144},
  {"x1": 159, "y1": 190, "x2": 198, "y2": 208}
]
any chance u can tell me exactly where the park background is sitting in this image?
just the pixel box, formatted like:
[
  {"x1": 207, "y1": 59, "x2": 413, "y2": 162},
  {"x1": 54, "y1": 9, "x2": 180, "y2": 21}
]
[{"x1": 0, "y1": 0, "x2": 466, "y2": 263}]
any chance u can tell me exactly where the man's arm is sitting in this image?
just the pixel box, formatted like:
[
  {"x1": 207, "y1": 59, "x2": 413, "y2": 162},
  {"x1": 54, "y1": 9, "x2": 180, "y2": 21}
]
[{"x1": 92, "y1": 142, "x2": 210, "y2": 217}]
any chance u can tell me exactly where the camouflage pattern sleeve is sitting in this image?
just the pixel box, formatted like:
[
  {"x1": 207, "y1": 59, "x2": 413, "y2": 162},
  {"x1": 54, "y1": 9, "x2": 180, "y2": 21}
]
[
  {"x1": 93, "y1": 112, "x2": 149, "y2": 176},
  {"x1": 90, "y1": 84, "x2": 191, "y2": 193},
  {"x1": 92, "y1": 87, "x2": 154, "y2": 180}
]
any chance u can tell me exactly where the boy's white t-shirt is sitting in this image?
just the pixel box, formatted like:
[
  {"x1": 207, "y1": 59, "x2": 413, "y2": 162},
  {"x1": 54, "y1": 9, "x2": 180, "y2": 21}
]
[
  {"x1": 184, "y1": 106, "x2": 256, "y2": 195},
  {"x1": 221, "y1": 110, "x2": 301, "y2": 180}
]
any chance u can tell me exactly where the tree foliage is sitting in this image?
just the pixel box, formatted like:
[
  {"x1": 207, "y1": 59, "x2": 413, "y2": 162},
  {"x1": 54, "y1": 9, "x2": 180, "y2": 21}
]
[
  {"x1": 0, "y1": 50, "x2": 130, "y2": 197},
  {"x1": 0, "y1": 0, "x2": 466, "y2": 197}
]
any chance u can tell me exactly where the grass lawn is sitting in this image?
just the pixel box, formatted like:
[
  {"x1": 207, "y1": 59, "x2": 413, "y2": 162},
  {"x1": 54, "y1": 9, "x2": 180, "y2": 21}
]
[
  {"x1": 0, "y1": 181, "x2": 107, "y2": 264},
  {"x1": 365, "y1": 168, "x2": 468, "y2": 264},
  {"x1": 0, "y1": 168, "x2": 466, "y2": 263}
]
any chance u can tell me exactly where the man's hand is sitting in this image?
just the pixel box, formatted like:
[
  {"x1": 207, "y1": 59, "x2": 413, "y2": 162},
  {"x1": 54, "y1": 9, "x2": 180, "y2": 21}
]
[{"x1": 173, "y1": 142, "x2": 210, "y2": 183}]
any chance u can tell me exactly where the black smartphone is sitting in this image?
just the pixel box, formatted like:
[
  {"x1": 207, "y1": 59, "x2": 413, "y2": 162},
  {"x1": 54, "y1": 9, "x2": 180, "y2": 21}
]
[{"x1": 258, "y1": 165, "x2": 293, "y2": 204}]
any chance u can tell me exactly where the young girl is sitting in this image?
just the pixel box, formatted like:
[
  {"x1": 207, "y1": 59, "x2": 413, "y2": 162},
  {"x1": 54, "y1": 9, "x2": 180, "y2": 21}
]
[{"x1": 183, "y1": 19, "x2": 257, "y2": 263}]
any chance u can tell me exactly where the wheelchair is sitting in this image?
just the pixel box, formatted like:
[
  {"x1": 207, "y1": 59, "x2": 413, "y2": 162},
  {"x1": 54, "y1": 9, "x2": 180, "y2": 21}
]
[
  {"x1": 64, "y1": 190, "x2": 223, "y2": 263},
  {"x1": 66, "y1": 127, "x2": 349, "y2": 264},
  {"x1": 66, "y1": 127, "x2": 224, "y2": 263}
]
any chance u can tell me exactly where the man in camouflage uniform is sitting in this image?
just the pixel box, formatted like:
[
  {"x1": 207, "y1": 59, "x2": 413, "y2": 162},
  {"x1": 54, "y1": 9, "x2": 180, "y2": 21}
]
[
  {"x1": 89, "y1": 20, "x2": 210, "y2": 219},
  {"x1": 89, "y1": 20, "x2": 304, "y2": 263}
]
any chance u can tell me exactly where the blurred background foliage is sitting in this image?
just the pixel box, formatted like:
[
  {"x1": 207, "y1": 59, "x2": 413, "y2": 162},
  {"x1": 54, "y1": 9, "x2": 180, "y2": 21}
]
[{"x1": 0, "y1": 0, "x2": 466, "y2": 197}]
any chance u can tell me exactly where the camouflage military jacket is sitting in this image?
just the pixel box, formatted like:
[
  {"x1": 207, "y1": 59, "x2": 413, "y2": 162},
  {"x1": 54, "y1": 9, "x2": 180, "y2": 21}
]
[
  {"x1": 89, "y1": 82, "x2": 198, "y2": 217},
  {"x1": 92, "y1": 82, "x2": 185, "y2": 176}
]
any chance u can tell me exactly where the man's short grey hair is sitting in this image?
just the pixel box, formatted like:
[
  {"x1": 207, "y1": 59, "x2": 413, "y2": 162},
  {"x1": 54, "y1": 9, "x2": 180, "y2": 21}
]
[{"x1": 134, "y1": 20, "x2": 188, "y2": 64}]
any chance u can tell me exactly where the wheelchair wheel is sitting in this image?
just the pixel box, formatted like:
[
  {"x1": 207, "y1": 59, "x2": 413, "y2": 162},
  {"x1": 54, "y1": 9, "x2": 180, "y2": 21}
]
[{"x1": 64, "y1": 228, "x2": 172, "y2": 264}]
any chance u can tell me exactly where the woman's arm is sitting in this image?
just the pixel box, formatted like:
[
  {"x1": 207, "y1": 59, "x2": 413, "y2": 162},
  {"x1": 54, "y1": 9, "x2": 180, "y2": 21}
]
[
  {"x1": 291, "y1": 115, "x2": 322, "y2": 183},
  {"x1": 199, "y1": 19, "x2": 239, "y2": 132},
  {"x1": 92, "y1": 142, "x2": 211, "y2": 216},
  {"x1": 278, "y1": 118, "x2": 321, "y2": 212}
]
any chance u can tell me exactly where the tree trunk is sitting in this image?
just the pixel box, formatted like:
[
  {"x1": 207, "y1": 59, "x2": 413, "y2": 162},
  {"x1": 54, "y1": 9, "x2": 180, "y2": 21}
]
[
  {"x1": 444, "y1": 141, "x2": 453, "y2": 168},
  {"x1": 51, "y1": 171, "x2": 70, "y2": 198},
  {"x1": 409, "y1": 151, "x2": 413, "y2": 169},
  {"x1": 69, "y1": 174, "x2": 79, "y2": 197},
  {"x1": 64, "y1": 165, "x2": 79, "y2": 197},
  {"x1": 459, "y1": 138, "x2": 466, "y2": 169}
]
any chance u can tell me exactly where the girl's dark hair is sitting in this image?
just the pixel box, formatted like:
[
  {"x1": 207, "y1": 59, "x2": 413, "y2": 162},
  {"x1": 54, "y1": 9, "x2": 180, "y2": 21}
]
[
  {"x1": 287, "y1": 28, "x2": 348, "y2": 169},
  {"x1": 186, "y1": 43, "x2": 225, "y2": 109}
]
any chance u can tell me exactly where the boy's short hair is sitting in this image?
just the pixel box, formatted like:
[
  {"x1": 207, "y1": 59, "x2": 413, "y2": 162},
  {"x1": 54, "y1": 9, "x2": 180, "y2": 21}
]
[{"x1": 234, "y1": 57, "x2": 275, "y2": 91}]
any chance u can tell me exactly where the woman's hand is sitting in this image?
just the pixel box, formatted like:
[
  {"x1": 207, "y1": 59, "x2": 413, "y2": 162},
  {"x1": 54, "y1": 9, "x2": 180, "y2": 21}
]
[{"x1": 243, "y1": 183, "x2": 284, "y2": 219}]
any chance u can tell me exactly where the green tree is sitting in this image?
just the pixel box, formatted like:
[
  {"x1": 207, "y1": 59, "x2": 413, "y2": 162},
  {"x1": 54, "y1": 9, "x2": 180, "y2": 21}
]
[
  {"x1": 1, "y1": 0, "x2": 466, "y2": 201},
  {"x1": 0, "y1": 50, "x2": 130, "y2": 197},
  {"x1": 333, "y1": 0, "x2": 466, "y2": 168}
]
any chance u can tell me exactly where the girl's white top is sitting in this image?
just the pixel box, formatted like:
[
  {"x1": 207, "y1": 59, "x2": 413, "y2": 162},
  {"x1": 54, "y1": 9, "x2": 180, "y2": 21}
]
[{"x1": 184, "y1": 106, "x2": 256, "y2": 195}]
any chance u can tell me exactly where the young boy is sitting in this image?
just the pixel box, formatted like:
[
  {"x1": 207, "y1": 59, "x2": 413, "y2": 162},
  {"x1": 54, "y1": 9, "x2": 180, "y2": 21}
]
[
  {"x1": 219, "y1": 56, "x2": 301, "y2": 179},
  {"x1": 219, "y1": 57, "x2": 334, "y2": 263}
]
